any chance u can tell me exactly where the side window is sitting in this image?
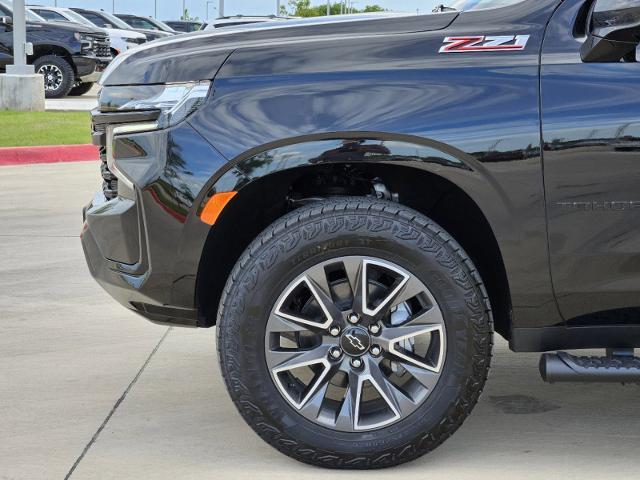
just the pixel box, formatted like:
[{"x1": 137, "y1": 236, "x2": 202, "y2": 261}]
[{"x1": 0, "y1": 6, "x2": 10, "y2": 16}]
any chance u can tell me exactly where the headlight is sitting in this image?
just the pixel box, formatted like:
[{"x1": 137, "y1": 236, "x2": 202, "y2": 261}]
[
  {"x1": 101, "y1": 81, "x2": 212, "y2": 192},
  {"x1": 101, "y1": 81, "x2": 211, "y2": 131},
  {"x1": 74, "y1": 32, "x2": 94, "y2": 52}
]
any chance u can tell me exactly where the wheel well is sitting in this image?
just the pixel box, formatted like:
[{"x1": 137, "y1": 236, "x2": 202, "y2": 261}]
[
  {"x1": 196, "y1": 163, "x2": 512, "y2": 339},
  {"x1": 30, "y1": 46, "x2": 75, "y2": 73}
]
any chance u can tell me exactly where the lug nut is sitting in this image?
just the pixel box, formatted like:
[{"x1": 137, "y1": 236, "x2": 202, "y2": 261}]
[
  {"x1": 351, "y1": 358, "x2": 363, "y2": 368},
  {"x1": 369, "y1": 324, "x2": 381, "y2": 335},
  {"x1": 348, "y1": 313, "x2": 360, "y2": 324},
  {"x1": 329, "y1": 326, "x2": 341, "y2": 337},
  {"x1": 329, "y1": 347, "x2": 342, "y2": 360},
  {"x1": 370, "y1": 345, "x2": 382, "y2": 357}
]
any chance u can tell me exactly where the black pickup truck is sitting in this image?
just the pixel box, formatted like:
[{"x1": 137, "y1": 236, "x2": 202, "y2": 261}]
[
  {"x1": 82, "y1": 0, "x2": 640, "y2": 469},
  {"x1": 0, "y1": 1, "x2": 111, "y2": 97}
]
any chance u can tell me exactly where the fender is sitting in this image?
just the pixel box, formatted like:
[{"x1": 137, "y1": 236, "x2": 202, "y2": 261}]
[
  {"x1": 145, "y1": 0, "x2": 565, "y2": 331},
  {"x1": 177, "y1": 128, "x2": 553, "y2": 332},
  {"x1": 181, "y1": 1, "x2": 562, "y2": 332}
]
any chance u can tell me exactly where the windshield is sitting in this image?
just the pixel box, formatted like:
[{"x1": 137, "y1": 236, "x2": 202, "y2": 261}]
[
  {"x1": 146, "y1": 17, "x2": 175, "y2": 32},
  {"x1": 119, "y1": 15, "x2": 173, "y2": 32},
  {"x1": 96, "y1": 11, "x2": 131, "y2": 29},
  {"x1": 448, "y1": 0, "x2": 527, "y2": 11},
  {"x1": 64, "y1": 9, "x2": 98, "y2": 28},
  {"x1": 26, "y1": 9, "x2": 44, "y2": 22}
]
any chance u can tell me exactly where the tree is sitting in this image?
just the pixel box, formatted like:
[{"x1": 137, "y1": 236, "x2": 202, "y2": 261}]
[
  {"x1": 180, "y1": 9, "x2": 200, "y2": 21},
  {"x1": 285, "y1": 0, "x2": 385, "y2": 17}
]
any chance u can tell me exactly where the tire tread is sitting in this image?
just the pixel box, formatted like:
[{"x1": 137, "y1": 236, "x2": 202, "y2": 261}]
[{"x1": 217, "y1": 197, "x2": 493, "y2": 469}]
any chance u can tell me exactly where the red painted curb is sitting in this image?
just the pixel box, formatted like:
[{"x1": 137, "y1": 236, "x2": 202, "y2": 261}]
[{"x1": 0, "y1": 144, "x2": 99, "y2": 166}]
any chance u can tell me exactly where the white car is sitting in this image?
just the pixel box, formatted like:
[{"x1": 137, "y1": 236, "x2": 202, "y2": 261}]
[{"x1": 28, "y1": 6, "x2": 146, "y2": 55}]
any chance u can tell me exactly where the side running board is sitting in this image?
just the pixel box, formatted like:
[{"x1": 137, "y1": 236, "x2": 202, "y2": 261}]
[{"x1": 540, "y1": 349, "x2": 640, "y2": 384}]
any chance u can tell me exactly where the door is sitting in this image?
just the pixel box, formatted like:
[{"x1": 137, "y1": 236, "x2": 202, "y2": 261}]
[
  {"x1": 542, "y1": 0, "x2": 640, "y2": 325},
  {"x1": 0, "y1": 5, "x2": 13, "y2": 70}
]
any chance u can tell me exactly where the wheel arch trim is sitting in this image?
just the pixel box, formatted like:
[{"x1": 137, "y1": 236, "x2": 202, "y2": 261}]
[{"x1": 193, "y1": 131, "x2": 515, "y2": 222}]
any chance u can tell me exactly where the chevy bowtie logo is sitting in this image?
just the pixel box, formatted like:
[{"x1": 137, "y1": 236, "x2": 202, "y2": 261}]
[{"x1": 345, "y1": 333, "x2": 366, "y2": 352}]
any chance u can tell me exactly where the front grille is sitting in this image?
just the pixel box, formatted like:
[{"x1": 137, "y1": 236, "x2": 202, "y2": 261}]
[
  {"x1": 92, "y1": 109, "x2": 160, "y2": 201},
  {"x1": 90, "y1": 34, "x2": 112, "y2": 59},
  {"x1": 92, "y1": 119, "x2": 118, "y2": 200}
]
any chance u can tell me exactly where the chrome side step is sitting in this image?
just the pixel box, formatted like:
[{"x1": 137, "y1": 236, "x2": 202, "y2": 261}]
[{"x1": 540, "y1": 349, "x2": 640, "y2": 384}]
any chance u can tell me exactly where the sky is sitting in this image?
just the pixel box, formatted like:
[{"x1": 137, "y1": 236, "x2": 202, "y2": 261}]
[{"x1": 37, "y1": 0, "x2": 442, "y2": 21}]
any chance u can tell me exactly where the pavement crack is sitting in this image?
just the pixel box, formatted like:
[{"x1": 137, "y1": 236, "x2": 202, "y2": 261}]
[{"x1": 64, "y1": 327, "x2": 173, "y2": 479}]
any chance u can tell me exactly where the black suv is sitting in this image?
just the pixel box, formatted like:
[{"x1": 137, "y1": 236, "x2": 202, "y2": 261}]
[
  {"x1": 0, "y1": 1, "x2": 111, "y2": 97},
  {"x1": 82, "y1": 0, "x2": 640, "y2": 469}
]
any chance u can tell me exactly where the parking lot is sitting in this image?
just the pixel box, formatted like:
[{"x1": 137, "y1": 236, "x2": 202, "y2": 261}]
[
  {"x1": 44, "y1": 85, "x2": 99, "y2": 112},
  {"x1": 1, "y1": 160, "x2": 639, "y2": 479}
]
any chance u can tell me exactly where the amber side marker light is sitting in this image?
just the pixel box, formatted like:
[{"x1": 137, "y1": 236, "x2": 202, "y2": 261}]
[{"x1": 200, "y1": 191, "x2": 238, "y2": 225}]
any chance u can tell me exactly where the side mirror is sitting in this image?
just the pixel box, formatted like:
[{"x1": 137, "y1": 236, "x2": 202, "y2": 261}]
[
  {"x1": 582, "y1": 0, "x2": 640, "y2": 62},
  {"x1": 0, "y1": 16, "x2": 13, "y2": 29}
]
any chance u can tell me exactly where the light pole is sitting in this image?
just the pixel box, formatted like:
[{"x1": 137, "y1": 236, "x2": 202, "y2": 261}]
[
  {"x1": 326, "y1": 0, "x2": 330, "y2": 16},
  {"x1": 206, "y1": 0, "x2": 216, "y2": 20},
  {"x1": 218, "y1": 0, "x2": 224, "y2": 17},
  {"x1": 8, "y1": 0, "x2": 31, "y2": 74},
  {"x1": 1, "y1": 0, "x2": 44, "y2": 111},
  {"x1": 276, "y1": 0, "x2": 280, "y2": 16}
]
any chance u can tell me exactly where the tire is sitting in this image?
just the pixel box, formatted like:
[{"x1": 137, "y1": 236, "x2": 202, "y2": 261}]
[
  {"x1": 217, "y1": 197, "x2": 493, "y2": 469},
  {"x1": 34, "y1": 55, "x2": 75, "y2": 99},
  {"x1": 68, "y1": 82, "x2": 94, "y2": 97}
]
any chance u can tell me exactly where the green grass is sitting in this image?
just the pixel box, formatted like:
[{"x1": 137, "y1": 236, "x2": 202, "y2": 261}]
[{"x1": 0, "y1": 111, "x2": 91, "y2": 147}]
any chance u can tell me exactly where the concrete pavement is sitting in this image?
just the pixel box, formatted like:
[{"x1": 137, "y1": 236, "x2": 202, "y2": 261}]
[
  {"x1": 45, "y1": 85, "x2": 99, "y2": 111},
  {"x1": 1, "y1": 161, "x2": 639, "y2": 479}
]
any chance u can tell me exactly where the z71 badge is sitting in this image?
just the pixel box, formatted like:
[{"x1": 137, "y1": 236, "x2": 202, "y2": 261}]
[{"x1": 439, "y1": 35, "x2": 530, "y2": 53}]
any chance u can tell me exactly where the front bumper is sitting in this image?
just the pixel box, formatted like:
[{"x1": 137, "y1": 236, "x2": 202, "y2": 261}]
[
  {"x1": 81, "y1": 198, "x2": 198, "y2": 327},
  {"x1": 81, "y1": 117, "x2": 228, "y2": 327},
  {"x1": 74, "y1": 55, "x2": 111, "y2": 83}
]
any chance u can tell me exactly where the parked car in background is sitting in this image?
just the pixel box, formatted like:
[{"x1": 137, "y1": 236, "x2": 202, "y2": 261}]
[
  {"x1": 0, "y1": 0, "x2": 111, "y2": 97},
  {"x1": 71, "y1": 8, "x2": 173, "y2": 42},
  {"x1": 163, "y1": 20, "x2": 201, "y2": 32},
  {"x1": 114, "y1": 14, "x2": 176, "y2": 34},
  {"x1": 28, "y1": 6, "x2": 146, "y2": 56}
]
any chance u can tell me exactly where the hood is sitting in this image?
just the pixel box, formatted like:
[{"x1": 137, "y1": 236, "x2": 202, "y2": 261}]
[
  {"x1": 101, "y1": 12, "x2": 458, "y2": 86},
  {"x1": 30, "y1": 19, "x2": 103, "y2": 35},
  {"x1": 130, "y1": 28, "x2": 174, "y2": 39},
  {"x1": 106, "y1": 27, "x2": 147, "y2": 40}
]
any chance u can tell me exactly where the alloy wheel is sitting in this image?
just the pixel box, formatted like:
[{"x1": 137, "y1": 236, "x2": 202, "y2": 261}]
[
  {"x1": 38, "y1": 64, "x2": 63, "y2": 92},
  {"x1": 265, "y1": 256, "x2": 446, "y2": 432}
]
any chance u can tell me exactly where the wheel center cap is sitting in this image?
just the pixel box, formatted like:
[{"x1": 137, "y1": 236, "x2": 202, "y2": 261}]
[{"x1": 340, "y1": 326, "x2": 371, "y2": 357}]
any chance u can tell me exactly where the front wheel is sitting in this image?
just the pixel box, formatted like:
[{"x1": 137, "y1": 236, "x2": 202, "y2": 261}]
[
  {"x1": 34, "y1": 55, "x2": 75, "y2": 99},
  {"x1": 217, "y1": 198, "x2": 493, "y2": 469}
]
